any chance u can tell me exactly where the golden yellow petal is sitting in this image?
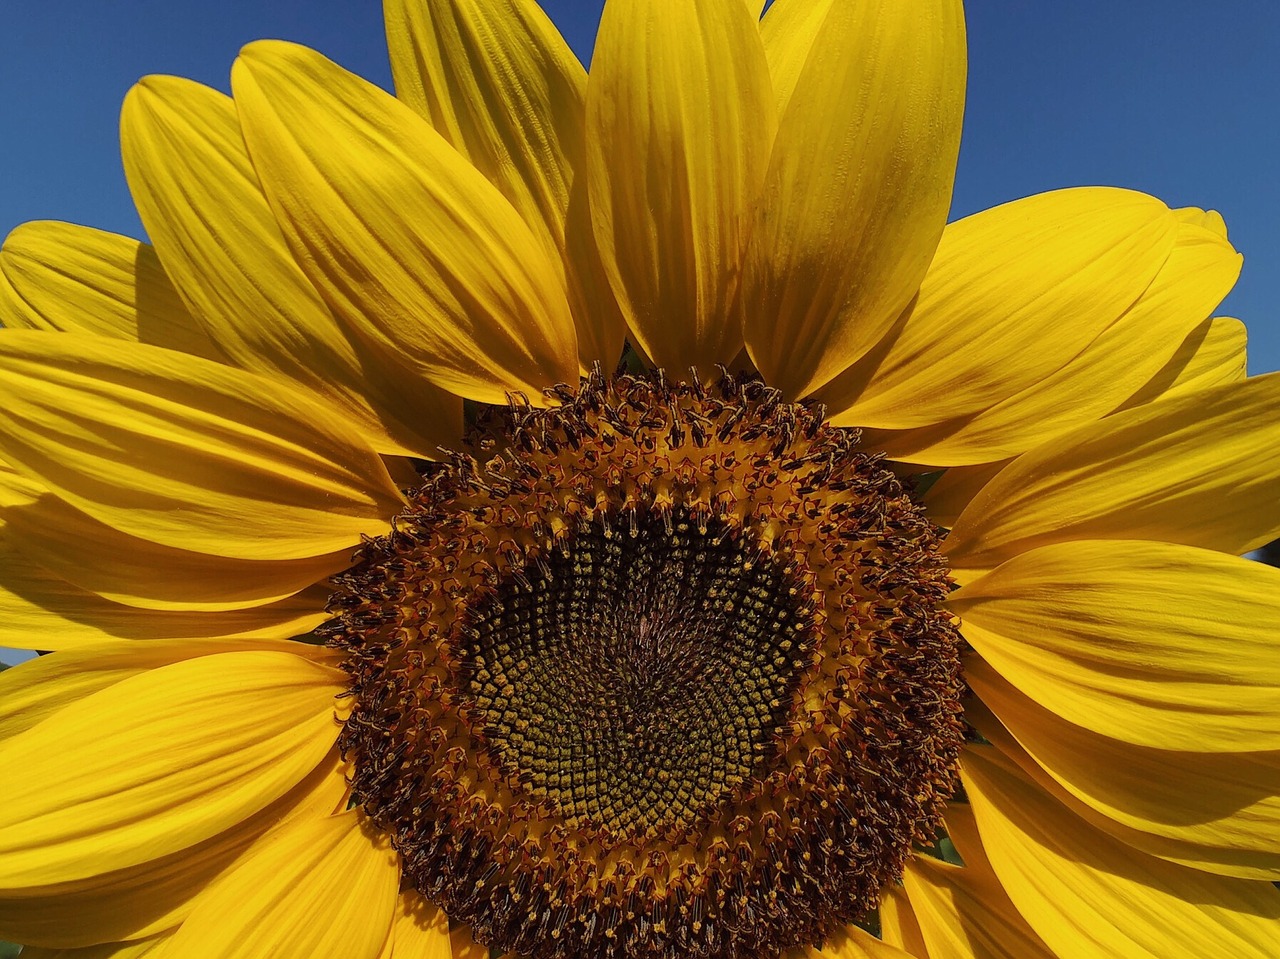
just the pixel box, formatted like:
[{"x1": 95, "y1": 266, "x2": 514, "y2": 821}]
[
  {"x1": 231, "y1": 40, "x2": 577, "y2": 405},
  {"x1": 448, "y1": 922, "x2": 489, "y2": 959},
  {"x1": 17, "y1": 934, "x2": 172, "y2": 959},
  {"x1": 945, "y1": 371, "x2": 1280, "y2": 575},
  {"x1": 952, "y1": 539, "x2": 1280, "y2": 750},
  {"x1": 0, "y1": 637, "x2": 338, "y2": 742},
  {"x1": 962, "y1": 743, "x2": 1280, "y2": 958},
  {"x1": 801, "y1": 923, "x2": 924, "y2": 959},
  {"x1": 587, "y1": 0, "x2": 775, "y2": 375},
  {"x1": 384, "y1": 0, "x2": 625, "y2": 371},
  {"x1": 0, "y1": 331, "x2": 402, "y2": 561},
  {"x1": 908, "y1": 803, "x2": 1055, "y2": 959},
  {"x1": 759, "y1": 0, "x2": 837, "y2": 116},
  {"x1": 121, "y1": 75, "x2": 460, "y2": 458},
  {"x1": 162, "y1": 811, "x2": 398, "y2": 959},
  {"x1": 0, "y1": 221, "x2": 219, "y2": 359},
  {"x1": 0, "y1": 530, "x2": 329, "y2": 650},
  {"x1": 872, "y1": 218, "x2": 1240, "y2": 465},
  {"x1": 0, "y1": 650, "x2": 344, "y2": 888},
  {"x1": 967, "y1": 660, "x2": 1280, "y2": 882},
  {"x1": 3, "y1": 481, "x2": 346, "y2": 611},
  {"x1": 741, "y1": 0, "x2": 966, "y2": 398},
  {"x1": 877, "y1": 885, "x2": 930, "y2": 957},
  {"x1": 1119, "y1": 315, "x2": 1248, "y2": 409},
  {"x1": 1174, "y1": 204, "x2": 1229, "y2": 237},
  {"x1": 385, "y1": 0, "x2": 580, "y2": 267},
  {"x1": 920, "y1": 461, "x2": 1007, "y2": 529},
  {"x1": 823, "y1": 188, "x2": 1179, "y2": 428},
  {"x1": 377, "y1": 890, "x2": 450, "y2": 959},
  {"x1": 0, "y1": 748, "x2": 347, "y2": 949}
]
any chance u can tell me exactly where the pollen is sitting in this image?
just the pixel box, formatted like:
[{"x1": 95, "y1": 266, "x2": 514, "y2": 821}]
[{"x1": 326, "y1": 370, "x2": 964, "y2": 959}]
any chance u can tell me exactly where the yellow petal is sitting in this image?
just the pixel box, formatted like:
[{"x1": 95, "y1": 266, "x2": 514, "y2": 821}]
[
  {"x1": 759, "y1": 0, "x2": 837, "y2": 117},
  {"x1": 121, "y1": 75, "x2": 461, "y2": 458},
  {"x1": 448, "y1": 922, "x2": 488, "y2": 959},
  {"x1": 1175, "y1": 205, "x2": 1228, "y2": 237},
  {"x1": 384, "y1": 0, "x2": 625, "y2": 372},
  {"x1": 792, "y1": 923, "x2": 922, "y2": 959},
  {"x1": 962, "y1": 743, "x2": 1280, "y2": 958},
  {"x1": 0, "y1": 748, "x2": 348, "y2": 948},
  {"x1": 378, "y1": 890, "x2": 450, "y2": 959},
  {"x1": 0, "y1": 331, "x2": 402, "y2": 561},
  {"x1": 823, "y1": 188, "x2": 1179, "y2": 427},
  {"x1": 0, "y1": 530, "x2": 329, "y2": 650},
  {"x1": 873, "y1": 218, "x2": 1240, "y2": 465},
  {"x1": 3, "y1": 479, "x2": 346, "y2": 611},
  {"x1": 952, "y1": 539, "x2": 1280, "y2": 750},
  {"x1": 921, "y1": 461, "x2": 1006, "y2": 529},
  {"x1": 904, "y1": 847, "x2": 1054, "y2": 958},
  {"x1": 966, "y1": 660, "x2": 1280, "y2": 882},
  {"x1": 18, "y1": 934, "x2": 172, "y2": 959},
  {"x1": 909, "y1": 802, "x2": 1055, "y2": 959},
  {"x1": 945, "y1": 371, "x2": 1280, "y2": 574},
  {"x1": 877, "y1": 885, "x2": 930, "y2": 957},
  {"x1": 160, "y1": 811, "x2": 398, "y2": 959},
  {"x1": 386, "y1": 0, "x2": 580, "y2": 267},
  {"x1": 742, "y1": 0, "x2": 966, "y2": 398},
  {"x1": 0, "y1": 650, "x2": 344, "y2": 888},
  {"x1": 1119, "y1": 315, "x2": 1248, "y2": 409},
  {"x1": 587, "y1": 0, "x2": 775, "y2": 375},
  {"x1": 0, "y1": 221, "x2": 219, "y2": 359},
  {"x1": 231, "y1": 40, "x2": 577, "y2": 405},
  {"x1": 0, "y1": 637, "x2": 338, "y2": 743}
]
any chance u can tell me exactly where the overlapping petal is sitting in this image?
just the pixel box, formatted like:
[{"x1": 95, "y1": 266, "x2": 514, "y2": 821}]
[
  {"x1": 1119, "y1": 315, "x2": 1247, "y2": 409},
  {"x1": 944, "y1": 371, "x2": 1280, "y2": 574},
  {"x1": 822, "y1": 188, "x2": 1179, "y2": 427},
  {"x1": 0, "y1": 332, "x2": 403, "y2": 561},
  {"x1": 385, "y1": 0, "x2": 581, "y2": 271},
  {"x1": 0, "y1": 530, "x2": 329, "y2": 650},
  {"x1": 231, "y1": 40, "x2": 577, "y2": 405},
  {"x1": 157, "y1": 810, "x2": 398, "y2": 959},
  {"x1": 903, "y1": 805, "x2": 1054, "y2": 958},
  {"x1": 0, "y1": 221, "x2": 219, "y2": 359},
  {"x1": 375, "y1": 890, "x2": 450, "y2": 959},
  {"x1": 876, "y1": 885, "x2": 930, "y2": 957},
  {"x1": 962, "y1": 744, "x2": 1280, "y2": 958},
  {"x1": 121, "y1": 75, "x2": 461, "y2": 457},
  {"x1": 741, "y1": 0, "x2": 966, "y2": 397},
  {"x1": 870, "y1": 217, "x2": 1239, "y2": 464},
  {"x1": 967, "y1": 661, "x2": 1280, "y2": 881},
  {"x1": 799, "y1": 923, "x2": 920, "y2": 959},
  {"x1": 385, "y1": 0, "x2": 625, "y2": 371},
  {"x1": 587, "y1": 0, "x2": 775, "y2": 375},
  {"x1": 0, "y1": 650, "x2": 344, "y2": 888},
  {"x1": 0, "y1": 746, "x2": 348, "y2": 948},
  {"x1": 952, "y1": 540, "x2": 1280, "y2": 750},
  {"x1": 18, "y1": 935, "x2": 172, "y2": 959},
  {"x1": 1, "y1": 464, "x2": 346, "y2": 610}
]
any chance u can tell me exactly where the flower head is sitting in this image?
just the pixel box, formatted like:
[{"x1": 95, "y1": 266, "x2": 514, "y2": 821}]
[{"x1": 0, "y1": 1, "x2": 1277, "y2": 958}]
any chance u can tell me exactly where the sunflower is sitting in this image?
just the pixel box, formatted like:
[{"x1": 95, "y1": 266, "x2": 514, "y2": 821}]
[{"x1": 0, "y1": 0, "x2": 1276, "y2": 957}]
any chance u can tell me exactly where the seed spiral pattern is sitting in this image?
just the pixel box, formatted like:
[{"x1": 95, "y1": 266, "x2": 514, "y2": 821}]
[
  {"x1": 326, "y1": 370, "x2": 964, "y2": 959},
  {"x1": 458, "y1": 510, "x2": 814, "y2": 843}
]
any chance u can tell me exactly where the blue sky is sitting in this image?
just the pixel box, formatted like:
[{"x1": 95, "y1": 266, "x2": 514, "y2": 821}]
[{"x1": 2, "y1": 1, "x2": 1276, "y2": 372}]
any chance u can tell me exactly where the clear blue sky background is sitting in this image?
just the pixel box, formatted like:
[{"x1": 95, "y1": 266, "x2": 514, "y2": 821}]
[{"x1": 1, "y1": 1, "x2": 1277, "y2": 373}]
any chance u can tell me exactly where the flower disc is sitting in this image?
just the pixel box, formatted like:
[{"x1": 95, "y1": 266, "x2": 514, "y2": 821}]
[{"x1": 328, "y1": 371, "x2": 965, "y2": 959}]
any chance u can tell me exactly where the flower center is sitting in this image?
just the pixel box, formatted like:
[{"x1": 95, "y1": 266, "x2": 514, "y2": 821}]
[
  {"x1": 327, "y1": 371, "x2": 964, "y2": 959},
  {"x1": 459, "y1": 507, "x2": 814, "y2": 844}
]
